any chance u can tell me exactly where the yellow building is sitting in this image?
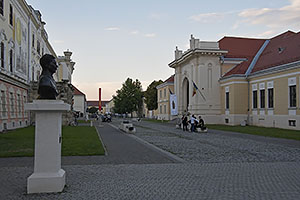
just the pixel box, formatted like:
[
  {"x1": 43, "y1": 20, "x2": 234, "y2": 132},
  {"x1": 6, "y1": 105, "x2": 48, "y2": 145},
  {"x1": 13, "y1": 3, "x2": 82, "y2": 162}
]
[
  {"x1": 171, "y1": 31, "x2": 300, "y2": 130},
  {"x1": 156, "y1": 75, "x2": 175, "y2": 120}
]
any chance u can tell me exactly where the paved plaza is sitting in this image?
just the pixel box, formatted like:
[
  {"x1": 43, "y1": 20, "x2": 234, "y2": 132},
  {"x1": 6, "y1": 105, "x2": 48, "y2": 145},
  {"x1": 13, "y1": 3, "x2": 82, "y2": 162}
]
[{"x1": 0, "y1": 119, "x2": 300, "y2": 199}]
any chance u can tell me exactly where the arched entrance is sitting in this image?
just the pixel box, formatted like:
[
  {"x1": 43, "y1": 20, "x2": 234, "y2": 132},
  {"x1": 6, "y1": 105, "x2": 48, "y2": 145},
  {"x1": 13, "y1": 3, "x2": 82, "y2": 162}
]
[{"x1": 182, "y1": 78, "x2": 189, "y2": 112}]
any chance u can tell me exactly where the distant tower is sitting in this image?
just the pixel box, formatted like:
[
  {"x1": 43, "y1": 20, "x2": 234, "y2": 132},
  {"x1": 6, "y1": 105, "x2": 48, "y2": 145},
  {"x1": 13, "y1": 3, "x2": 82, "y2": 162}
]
[{"x1": 99, "y1": 88, "x2": 102, "y2": 112}]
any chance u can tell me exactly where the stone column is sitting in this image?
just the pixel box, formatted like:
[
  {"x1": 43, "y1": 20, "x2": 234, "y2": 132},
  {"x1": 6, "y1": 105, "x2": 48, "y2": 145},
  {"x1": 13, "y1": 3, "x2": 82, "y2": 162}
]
[{"x1": 25, "y1": 100, "x2": 70, "y2": 194}]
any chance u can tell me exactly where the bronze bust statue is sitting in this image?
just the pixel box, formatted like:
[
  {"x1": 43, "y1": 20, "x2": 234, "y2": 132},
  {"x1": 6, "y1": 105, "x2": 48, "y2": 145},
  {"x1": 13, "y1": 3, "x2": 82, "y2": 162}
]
[{"x1": 38, "y1": 54, "x2": 59, "y2": 99}]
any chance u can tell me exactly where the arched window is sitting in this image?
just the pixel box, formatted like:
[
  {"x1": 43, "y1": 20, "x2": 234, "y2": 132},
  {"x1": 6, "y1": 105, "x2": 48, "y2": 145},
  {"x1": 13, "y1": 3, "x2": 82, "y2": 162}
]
[
  {"x1": 0, "y1": 0, "x2": 4, "y2": 16},
  {"x1": 9, "y1": 49, "x2": 13, "y2": 72},
  {"x1": 0, "y1": 42, "x2": 4, "y2": 68}
]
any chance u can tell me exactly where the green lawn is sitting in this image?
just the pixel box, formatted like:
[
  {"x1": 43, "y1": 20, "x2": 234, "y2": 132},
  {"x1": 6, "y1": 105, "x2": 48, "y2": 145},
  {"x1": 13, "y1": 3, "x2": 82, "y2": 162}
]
[
  {"x1": 0, "y1": 126, "x2": 105, "y2": 157},
  {"x1": 207, "y1": 124, "x2": 300, "y2": 141}
]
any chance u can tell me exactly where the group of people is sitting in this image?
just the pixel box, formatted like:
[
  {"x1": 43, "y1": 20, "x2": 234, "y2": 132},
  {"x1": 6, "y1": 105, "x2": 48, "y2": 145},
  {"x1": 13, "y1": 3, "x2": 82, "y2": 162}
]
[{"x1": 181, "y1": 114, "x2": 206, "y2": 132}]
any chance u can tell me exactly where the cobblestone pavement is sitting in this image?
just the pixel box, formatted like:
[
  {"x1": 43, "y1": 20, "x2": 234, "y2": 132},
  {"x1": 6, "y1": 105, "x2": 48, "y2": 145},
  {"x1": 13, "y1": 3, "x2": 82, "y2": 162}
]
[
  {"x1": 1, "y1": 162, "x2": 299, "y2": 200},
  {"x1": 110, "y1": 119, "x2": 300, "y2": 163},
  {"x1": 1, "y1": 118, "x2": 300, "y2": 199}
]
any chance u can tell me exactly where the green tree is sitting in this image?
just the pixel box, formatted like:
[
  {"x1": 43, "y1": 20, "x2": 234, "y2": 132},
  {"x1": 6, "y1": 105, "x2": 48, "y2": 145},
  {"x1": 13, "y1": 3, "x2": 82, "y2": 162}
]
[
  {"x1": 113, "y1": 78, "x2": 143, "y2": 117},
  {"x1": 144, "y1": 80, "x2": 163, "y2": 110},
  {"x1": 88, "y1": 106, "x2": 98, "y2": 114}
]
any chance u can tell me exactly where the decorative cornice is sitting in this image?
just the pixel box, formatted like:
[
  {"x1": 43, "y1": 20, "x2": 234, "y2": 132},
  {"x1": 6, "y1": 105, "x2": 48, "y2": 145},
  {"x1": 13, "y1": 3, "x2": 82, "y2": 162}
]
[
  {"x1": 156, "y1": 82, "x2": 174, "y2": 89},
  {"x1": 169, "y1": 48, "x2": 228, "y2": 68},
  {"x1": 0, "y1": 73, "x2": 29, "y2": 89},
  {"x1": 219, "y1": 74, "x2": 246, "y2": 82}
]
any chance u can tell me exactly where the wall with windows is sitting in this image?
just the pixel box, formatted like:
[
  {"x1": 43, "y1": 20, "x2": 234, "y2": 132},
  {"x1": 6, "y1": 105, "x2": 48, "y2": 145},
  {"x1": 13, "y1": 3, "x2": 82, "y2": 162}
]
[
  {"x1": 157, "y1": 83, "x2": 174, "y2": 120},
  {"x1": 220, "y1": 80, "x2": 248, "y2": 125},
  {"x1": 219, "y1": 66, "x2": 300, "y2": 130},
  {"x1": 0, "y1": 80, "x2": 28, "y2": 131},
  {"x1": 249, "y1": 68, "x2": 300, "y2": 129}
]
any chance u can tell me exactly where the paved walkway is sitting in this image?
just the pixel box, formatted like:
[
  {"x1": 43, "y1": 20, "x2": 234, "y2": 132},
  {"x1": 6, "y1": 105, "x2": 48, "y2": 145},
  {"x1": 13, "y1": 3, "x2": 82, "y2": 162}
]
[
  {"x1": 120, "y1": 119, "x2": 300, "y2": 163},
  {"x1": 0, "y1": 119, "x2": 300, "y2": 199}
]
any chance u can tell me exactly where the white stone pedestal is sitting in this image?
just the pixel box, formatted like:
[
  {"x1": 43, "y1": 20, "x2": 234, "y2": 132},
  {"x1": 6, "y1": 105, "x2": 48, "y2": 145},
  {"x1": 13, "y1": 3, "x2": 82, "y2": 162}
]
[{"x1": 25, "y1": 100, "x2": 70, "y2": 194}]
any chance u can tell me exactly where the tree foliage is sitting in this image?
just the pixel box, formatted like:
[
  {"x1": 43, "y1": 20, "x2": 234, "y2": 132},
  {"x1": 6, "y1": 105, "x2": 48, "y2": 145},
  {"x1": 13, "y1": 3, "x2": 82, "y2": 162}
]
[
  {"x1": 88, "y1": 106, "x2": 98, "y2": 114},
  {"x1": 113, "y1": 78, "x2": 143, "y2": 116},
  {"x1": 144, "y1": 80, "x2": 163, "y2": 110}
]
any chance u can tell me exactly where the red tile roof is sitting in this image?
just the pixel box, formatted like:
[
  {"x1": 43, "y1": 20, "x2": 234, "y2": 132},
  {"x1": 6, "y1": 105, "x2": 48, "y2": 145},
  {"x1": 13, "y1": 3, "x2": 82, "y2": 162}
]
[
  {"x1": 73, "y1": 85, "x2": 85, "y2": 96},
  {"x1": 219, "y1": 37, "x2": 266, "y2": 76},
  {"x1": 164, "y1": 74, "x2": 174, "y2": 83},
  {"x1": 220, "y1": 30, "x2": 300, "y2": 77},
  {"x1": 252, "y1": 31, "x2": 300, "y2": 73},
  {"x1": 87, "y1": 100, "x2": 110, "y2": 107}
]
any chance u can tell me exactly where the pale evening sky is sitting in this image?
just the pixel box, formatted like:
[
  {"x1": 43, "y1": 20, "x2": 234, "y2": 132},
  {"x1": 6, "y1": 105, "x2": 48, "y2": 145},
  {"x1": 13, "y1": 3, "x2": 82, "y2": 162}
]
[{"x1": 26, "y1": 0, "x2": 300, "y2": 100}]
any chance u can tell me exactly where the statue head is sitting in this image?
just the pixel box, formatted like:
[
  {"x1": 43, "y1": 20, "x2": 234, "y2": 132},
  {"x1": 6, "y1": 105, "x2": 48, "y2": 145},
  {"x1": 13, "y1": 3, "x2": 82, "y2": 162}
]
[
  {"x1": 38, "y1": 54, "x2": 59, "y2": 99},
  {"x1": 40, "y1": 54, "x2": 58, "y2": 74}
]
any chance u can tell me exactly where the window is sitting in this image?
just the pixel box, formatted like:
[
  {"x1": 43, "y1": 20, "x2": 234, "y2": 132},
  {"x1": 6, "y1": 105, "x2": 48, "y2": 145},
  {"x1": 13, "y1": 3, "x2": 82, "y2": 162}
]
[
  {"x1": 164, "y1": 88, "x2": 166, "y2": 98},
  {"x1": 160, "y1": 105, "x2": 162, "y2": 114},
  {"x1": 159, "y1": 90, "x2": 162, "y2": 99},
  {"x1": 0, "y1": 0, "x2": 4, "y2": 16},
  {"x1": 9, "y1": 4, "x2": 13, "y2": 26},
  {"x1": 253, "y1": 91, "x2": 257, "y2": 109},
  {"x1": 32, "y1": 34, "x2": 35, "y2": 48},
  {"x1": 31, "y1": 66, "x2": 34, "y2": 81},
  {"x1": 164, "y1": 105, "x2": 166, "y2": 114},
  {"x1": 9, "y1": 49, "x2": 13, "y2": 72},
  {"x1": 10, "y1": 92, "x2": 14, "y2": 116},
  {"x1": 17, "y1": 94, "x2": 21, "y2": 115},
  {"x1": 1, "y1": 90, "x2": 6, "y2": 117},
  {"x1": 288, "y1": 120, "x2": 296, "y2": 127},
  {"x1": 225, "y1": 91, "x2": 229, "y2": 109},
  {"x1": 225, "y1": 118, "x2": 229, "y2": 123},
  {"x1": 37, "y1": 40, "x2": 40, "y2": 54},
  {"x1": 0, "y1": 42, "x2": 4, "y2": 68},
  {"x1": 260, "y1": 89, "x2": 265, "y2": 108},
  {"x1": 289, "y1": 85, "x2": 296, "y2": 107},
  {"x1": 268, "y1": 88, "x2": 274, "y2": 108}
]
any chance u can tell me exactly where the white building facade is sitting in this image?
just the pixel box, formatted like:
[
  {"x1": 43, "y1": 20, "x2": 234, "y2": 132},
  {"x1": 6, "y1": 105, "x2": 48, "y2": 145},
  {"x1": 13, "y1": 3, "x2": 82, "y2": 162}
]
[{"x1": 169, "y1": 35, "x2": 227, "y2": 124}]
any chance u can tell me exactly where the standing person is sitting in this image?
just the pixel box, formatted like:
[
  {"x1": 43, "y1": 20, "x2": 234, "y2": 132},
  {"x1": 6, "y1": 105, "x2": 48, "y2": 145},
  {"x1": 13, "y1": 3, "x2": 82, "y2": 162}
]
[
  {"x1": 182, "y1": 115, "x2": 188, "y2": 131},
  {"x1": 190, "y1": 114, "x2": 198, "y2": 132}
]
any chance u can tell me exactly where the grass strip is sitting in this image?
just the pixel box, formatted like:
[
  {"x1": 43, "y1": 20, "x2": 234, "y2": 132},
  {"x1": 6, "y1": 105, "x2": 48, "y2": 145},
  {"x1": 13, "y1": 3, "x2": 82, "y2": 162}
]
[
  {"x1": 0, "y1": 126, "x2": 105, "y2": 157},
  {"x1": 207, "y1": 124, "x2": 300, "y2": 141}
]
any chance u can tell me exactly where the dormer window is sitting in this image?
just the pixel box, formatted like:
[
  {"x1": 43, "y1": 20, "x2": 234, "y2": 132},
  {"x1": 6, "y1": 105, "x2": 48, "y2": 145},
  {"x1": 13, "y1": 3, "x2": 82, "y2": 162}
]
[{"x1": 278, "y1": 47, "x2": 285, "y2": 53}]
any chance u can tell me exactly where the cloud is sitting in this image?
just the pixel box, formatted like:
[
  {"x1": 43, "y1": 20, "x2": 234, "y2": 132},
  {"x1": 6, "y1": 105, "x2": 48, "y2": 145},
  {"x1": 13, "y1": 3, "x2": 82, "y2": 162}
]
[
  {"x1": 104, "y1": 27, "x2": 120, "y2": 31},
  {"x1": 130, "y1": 30, "x2": 139, "y2": 35},
  {"x1": 189, "y1": 12, "x2": 226, "y2": 23},
  {"x1": 238, "y1": 0, "x2": 300, "y2": 29},
  {"x1": 144, "y1": 33, "x2": 156, "y2": 38}
]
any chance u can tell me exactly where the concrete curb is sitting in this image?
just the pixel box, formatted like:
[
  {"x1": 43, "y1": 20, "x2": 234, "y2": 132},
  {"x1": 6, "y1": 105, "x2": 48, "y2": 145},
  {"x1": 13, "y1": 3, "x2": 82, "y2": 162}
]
[
  {"x1": 108, "y1": 123, "x2": 186, "y2": 163},
  {"x1": 94, "y1": 124, "x2": 108, "y2": 156}
]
